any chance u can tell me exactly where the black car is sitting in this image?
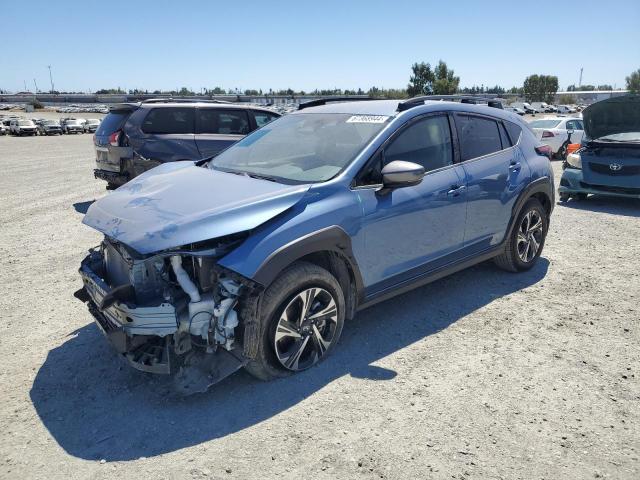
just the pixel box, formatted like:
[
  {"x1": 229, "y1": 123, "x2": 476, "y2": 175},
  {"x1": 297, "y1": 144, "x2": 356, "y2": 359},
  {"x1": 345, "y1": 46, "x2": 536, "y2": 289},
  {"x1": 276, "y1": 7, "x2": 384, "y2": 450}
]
[{"x1": 93, "y1": 99, "x2": 281, "y2": 189}]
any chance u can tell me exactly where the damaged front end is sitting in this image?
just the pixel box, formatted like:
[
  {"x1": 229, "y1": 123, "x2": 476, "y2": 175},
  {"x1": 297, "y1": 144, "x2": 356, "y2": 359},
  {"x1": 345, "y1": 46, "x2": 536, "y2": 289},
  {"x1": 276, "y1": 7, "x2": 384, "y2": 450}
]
[{"x1": 78, "y1": 234, "x2": 257, "y2": 393}]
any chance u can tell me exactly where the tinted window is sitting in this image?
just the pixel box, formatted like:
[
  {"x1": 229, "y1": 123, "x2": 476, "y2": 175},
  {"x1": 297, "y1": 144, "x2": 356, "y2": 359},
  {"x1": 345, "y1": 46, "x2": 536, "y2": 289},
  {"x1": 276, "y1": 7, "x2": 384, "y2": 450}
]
[
  {"x1": 253, "y1": 111, "x2": 279, "y2": 128},
  {"x1": 96, "y1": 111, "x2": 130, "y2": 136},
  {"x1": 198, "y1": 109, "x2": 249, "y2": 135},
  {"x1": 456, "y1": 115, "x2": 502, "y2": 160},
  {"x1": 499, "y1": 123, "x2": 511, "y2": 149},
  {"x1": 142, "y1": 108, "x2": 194, "y2": 134},
  {"x1": 385, "y1": 115, "x2": 453, "y2": 172},
  {"x1": 504, "y1": 121, "x2": 522, "y2": 145}
]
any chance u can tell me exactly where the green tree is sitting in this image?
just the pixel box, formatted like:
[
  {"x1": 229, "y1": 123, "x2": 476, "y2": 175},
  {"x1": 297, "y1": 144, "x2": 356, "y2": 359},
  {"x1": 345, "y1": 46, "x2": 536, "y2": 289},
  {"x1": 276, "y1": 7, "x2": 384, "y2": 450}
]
[
  {"x1": 407, "y1": 62, "x2": 435, "y2": 96},
  {"x1": 432, "y1": 61, "x2": 460, "y2": 95},
  {"x1": 626, "y1": 69, "x2": 640, "y2": 93},
  {"x1": 523, "y1": 74, "x2": 559, "y2": 103},
  {"x1": 597, "y1": 84, "x2": 613, "y2": 91}
]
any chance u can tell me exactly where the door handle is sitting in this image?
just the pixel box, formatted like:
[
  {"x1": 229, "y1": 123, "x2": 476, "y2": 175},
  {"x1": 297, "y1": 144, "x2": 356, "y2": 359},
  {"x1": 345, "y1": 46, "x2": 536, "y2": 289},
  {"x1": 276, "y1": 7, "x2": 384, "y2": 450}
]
[
  {"x1": 447, "y1": 185, "x2": 466, "y2": 196},
  {"x1": 509, "y1": 161, "x2": 521, "y2": 172}
]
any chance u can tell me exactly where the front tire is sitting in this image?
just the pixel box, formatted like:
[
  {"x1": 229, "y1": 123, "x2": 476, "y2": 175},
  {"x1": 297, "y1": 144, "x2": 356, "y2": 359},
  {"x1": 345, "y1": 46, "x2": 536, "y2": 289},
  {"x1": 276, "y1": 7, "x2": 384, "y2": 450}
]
[
  {"x1": 494, "y1": 198, "x2": 548, "y2": 272},
  {"x1": 245, "y1": 262, "x2": 345, "y2": 381}
]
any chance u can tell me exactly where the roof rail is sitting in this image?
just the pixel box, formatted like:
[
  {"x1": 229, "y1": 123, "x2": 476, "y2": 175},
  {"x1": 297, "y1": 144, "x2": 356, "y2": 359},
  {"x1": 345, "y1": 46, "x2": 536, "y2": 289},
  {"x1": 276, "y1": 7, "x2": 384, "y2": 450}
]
[
  {"x1": 398, "y1": 95, "x2": 504, "y2": 112},
  {"x1": 298, "y1": 96, "x2": 373, "y2": 110},
  {"x1": 140, "y1": 98, "x2": 231, "y2": 104}
]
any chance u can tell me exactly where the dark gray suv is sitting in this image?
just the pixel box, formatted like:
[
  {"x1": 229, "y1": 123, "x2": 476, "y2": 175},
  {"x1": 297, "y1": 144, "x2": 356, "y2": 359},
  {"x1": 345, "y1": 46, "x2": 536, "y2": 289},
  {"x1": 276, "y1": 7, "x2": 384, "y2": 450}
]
[{"x1": 93, "y1": 99, "x2": 280, "y2": 188}]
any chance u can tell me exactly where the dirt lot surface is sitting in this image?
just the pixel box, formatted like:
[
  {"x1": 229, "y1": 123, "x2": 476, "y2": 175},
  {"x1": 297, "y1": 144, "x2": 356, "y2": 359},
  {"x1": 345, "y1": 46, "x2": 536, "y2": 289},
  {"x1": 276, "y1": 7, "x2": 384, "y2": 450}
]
[{"x1": 0, "y1": 132, "x2": 638, "y2": 480}]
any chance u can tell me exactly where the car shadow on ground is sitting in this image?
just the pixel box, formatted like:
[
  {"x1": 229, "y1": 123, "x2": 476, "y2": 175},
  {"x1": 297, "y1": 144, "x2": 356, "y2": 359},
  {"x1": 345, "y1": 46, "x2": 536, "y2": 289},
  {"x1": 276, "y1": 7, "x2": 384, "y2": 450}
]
[
  {"x1": 558, "y1": 196, "x2": 640, "y2": 218},
  {"x1": 73, "y1": 200, "x2": 95, "y2": 214},
  {"x1": 30, "y1": 258, "x2": 549, "y2": 461}
]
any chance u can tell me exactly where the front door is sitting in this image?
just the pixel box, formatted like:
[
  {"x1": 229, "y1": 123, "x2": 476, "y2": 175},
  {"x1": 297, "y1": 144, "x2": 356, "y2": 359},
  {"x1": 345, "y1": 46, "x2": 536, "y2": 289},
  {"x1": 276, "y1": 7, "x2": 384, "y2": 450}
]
[{"x1": 353, "y1": 114, "x2": 468, "y2": 295}]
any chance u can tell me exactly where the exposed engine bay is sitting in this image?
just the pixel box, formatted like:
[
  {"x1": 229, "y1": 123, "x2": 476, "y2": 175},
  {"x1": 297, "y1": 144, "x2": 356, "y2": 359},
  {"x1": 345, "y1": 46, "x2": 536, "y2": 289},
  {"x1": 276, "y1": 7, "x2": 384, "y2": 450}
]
[{"x1": 78, "y1": 235, "x2": 256, "y2": 394}]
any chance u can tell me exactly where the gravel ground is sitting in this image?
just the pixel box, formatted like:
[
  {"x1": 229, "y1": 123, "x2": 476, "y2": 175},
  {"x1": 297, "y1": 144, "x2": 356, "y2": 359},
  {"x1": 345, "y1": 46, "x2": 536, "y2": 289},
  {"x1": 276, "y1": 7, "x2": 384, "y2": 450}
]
[{"x1": 0, "y1": 132, "x2": 638, "y2": 480}]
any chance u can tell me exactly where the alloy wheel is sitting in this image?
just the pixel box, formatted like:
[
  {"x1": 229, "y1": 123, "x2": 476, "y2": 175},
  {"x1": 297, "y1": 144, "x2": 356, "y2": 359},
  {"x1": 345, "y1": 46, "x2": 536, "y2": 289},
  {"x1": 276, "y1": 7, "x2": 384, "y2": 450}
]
[
  {"x1": 516, "y1": 210, "x2": 544, "y2": 263},
  {"x1": 273, "y1": 287, "x2": 339, "y2": 371}
]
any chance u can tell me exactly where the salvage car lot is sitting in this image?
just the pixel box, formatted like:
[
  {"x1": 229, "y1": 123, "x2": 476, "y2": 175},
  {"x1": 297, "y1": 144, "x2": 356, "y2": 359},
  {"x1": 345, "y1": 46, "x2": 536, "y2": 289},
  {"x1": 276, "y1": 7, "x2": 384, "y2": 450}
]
[{"x1": 0, "y1": 133, "x2": 639, "y2": 479}]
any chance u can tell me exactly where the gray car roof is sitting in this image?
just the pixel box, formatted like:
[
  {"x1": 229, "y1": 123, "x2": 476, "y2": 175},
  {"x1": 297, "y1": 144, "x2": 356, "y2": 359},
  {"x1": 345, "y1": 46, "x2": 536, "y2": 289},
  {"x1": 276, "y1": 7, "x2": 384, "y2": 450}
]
[{"x1": 292, "y1": 99, "x2": 522, "y2": 123}]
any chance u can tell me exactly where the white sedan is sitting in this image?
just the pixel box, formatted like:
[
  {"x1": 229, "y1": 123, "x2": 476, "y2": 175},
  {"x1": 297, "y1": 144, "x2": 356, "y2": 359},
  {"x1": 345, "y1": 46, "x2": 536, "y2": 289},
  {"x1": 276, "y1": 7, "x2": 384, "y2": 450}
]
[{"x1": 528, "y1": 117, "x2": 584, "y2": 159}]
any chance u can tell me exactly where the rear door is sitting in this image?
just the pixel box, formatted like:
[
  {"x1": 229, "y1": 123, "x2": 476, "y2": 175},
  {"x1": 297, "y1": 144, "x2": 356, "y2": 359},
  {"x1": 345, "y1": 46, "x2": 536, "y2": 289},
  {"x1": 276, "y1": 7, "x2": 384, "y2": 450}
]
[
  {"x1": 133, "y1": 107, "x2": 199, "y2": 162},
  {"x1": 195, "y1": 108, "x2": 250, "y2": 158},
  {"x1": 455, "y1": 113, "x2": 531, "y2": 254}
]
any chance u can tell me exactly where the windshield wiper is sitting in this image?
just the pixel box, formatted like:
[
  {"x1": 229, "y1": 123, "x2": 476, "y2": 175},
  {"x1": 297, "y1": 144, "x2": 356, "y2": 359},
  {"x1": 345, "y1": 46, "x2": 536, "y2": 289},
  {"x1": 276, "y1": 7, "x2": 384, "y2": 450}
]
[{"x1": 246, "y1": 172, "x2": 280, "y2": 183}]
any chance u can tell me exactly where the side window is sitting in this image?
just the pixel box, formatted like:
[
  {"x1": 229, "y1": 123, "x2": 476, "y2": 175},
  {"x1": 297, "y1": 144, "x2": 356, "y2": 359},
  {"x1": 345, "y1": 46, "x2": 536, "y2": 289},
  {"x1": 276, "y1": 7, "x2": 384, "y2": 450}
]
[
  {"x1": 566, "y1": 120, "x2": 583, "y2": 131},
  {"x1": 499, "y1": 123, "x2": 511, "y2": 149},
  {"x1": 384, "y1": 115, "x2": 453, "y2": 173},
  {"x1": 455, "y1": 114, "x2": 502, "y2": 160},
  {"x1": 142, "y1": 108, "x2": 194, "y2": 134},
  {"x1": 197, "y1": 109, "x2": 249, "y2": 135},
  {"x1": 253, "y1": 111, "x2": 279, "y2": 128},
  {"x1": 504, "y1": 121, "x2": 522, "y2": 146}
]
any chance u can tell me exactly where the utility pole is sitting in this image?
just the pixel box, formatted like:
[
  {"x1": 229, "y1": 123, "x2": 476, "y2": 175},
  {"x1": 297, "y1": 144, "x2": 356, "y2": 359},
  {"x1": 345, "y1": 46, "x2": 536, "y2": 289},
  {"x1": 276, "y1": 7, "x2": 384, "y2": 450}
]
[
  {"x1": 33, "y1": 78, "x2": 39, "y2": 94},
  {"x1": 47, "y1": 65, "x2": 55, "y2": 93},
  {"x1": 578, "y1": 67, "x2": 583, "y2": 88},
  {"x1": 23, "y1": 80, "x2": 27, "y2": 92}
]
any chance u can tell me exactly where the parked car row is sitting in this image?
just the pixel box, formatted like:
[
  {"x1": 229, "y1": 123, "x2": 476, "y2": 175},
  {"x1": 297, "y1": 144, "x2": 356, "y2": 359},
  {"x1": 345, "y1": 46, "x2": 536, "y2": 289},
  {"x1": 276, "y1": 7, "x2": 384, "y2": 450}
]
[
  {"x1": 507, "y1": 102, "x2": 585, "y2": 115},
  {"x1": 0, "y1": 116, "x2": 102, "y2": 136}
]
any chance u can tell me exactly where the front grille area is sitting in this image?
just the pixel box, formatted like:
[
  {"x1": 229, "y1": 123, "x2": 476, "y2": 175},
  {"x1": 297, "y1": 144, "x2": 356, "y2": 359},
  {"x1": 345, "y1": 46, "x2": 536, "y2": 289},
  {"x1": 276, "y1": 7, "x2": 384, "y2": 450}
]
[
  {"x1": 580, "y1": 182, "x2": 640, "y2": 195},
  {"x1": 589, "y1": 162, "x2": 640, "y2": 176}
]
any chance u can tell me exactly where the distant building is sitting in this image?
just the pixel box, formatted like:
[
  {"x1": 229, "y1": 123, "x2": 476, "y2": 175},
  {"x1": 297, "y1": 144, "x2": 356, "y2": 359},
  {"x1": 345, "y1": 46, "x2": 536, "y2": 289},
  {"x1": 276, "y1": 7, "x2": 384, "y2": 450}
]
[{"x1": 554, "y1": 90, "x2": 629, "y2": 104}]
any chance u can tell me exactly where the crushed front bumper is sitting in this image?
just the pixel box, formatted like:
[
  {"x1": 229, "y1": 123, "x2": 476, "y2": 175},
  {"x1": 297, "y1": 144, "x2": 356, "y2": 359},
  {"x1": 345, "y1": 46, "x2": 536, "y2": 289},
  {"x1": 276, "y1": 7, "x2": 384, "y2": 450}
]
[
  {"x1": 79, "y1": 250, "x2": 178, "y2": 373},
  {"x1": 560, "y1": 168, "x2": 640, "y2": 199}
]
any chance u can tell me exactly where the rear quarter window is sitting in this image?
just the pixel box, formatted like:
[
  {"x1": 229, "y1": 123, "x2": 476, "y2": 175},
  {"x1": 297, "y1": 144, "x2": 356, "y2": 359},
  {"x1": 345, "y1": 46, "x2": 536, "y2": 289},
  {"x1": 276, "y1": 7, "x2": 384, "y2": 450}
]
[
  {"x1": 504, "y1": 121, "x2": 522, "y2": 145},
  {"x1": 253, "y1": 111, "x2": 279, "y2": 128},
  {"x1": 96, "y1": 111, "x2": 131, "y2": 136},
  {"x1": 141, "y1": 108, "x2": 195, "y2": 134}
]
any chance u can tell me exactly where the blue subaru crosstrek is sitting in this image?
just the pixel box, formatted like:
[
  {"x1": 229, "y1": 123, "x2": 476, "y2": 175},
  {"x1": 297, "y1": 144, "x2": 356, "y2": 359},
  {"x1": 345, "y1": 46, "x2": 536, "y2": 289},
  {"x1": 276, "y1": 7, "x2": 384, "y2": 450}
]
[{"x1": 78, "y1": 97, "x2": 554, "y2": 392}]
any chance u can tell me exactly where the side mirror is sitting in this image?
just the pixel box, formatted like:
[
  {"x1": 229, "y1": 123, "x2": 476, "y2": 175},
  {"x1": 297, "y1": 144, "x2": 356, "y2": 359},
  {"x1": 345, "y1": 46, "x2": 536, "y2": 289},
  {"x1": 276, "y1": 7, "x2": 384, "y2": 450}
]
[{"x1": 381, "y1": 160, "x2": 425, "y2": 189}]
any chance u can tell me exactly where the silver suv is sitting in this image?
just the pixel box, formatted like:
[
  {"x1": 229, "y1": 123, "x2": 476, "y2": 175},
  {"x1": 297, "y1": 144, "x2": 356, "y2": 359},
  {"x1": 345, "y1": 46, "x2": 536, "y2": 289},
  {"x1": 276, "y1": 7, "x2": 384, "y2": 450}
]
[{"x1": 93, "y1": 99, "x2": 280, "y2": 189}]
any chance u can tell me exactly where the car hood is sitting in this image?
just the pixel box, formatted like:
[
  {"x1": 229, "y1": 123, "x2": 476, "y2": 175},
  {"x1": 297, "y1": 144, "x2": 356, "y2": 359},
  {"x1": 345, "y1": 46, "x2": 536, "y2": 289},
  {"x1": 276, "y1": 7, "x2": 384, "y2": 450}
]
[
  {"x1": 583, "y1": 95, "x2": 640, "y2": 140},
  {"x1": 83, "y1": 162, "x2": 311, "y2": 254}
]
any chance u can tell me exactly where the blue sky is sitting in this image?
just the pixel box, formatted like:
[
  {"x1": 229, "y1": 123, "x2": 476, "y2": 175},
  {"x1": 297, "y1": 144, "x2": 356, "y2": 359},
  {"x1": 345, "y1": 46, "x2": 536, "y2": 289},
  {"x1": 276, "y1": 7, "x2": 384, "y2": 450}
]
[{"x1": 2, "y1": 0, "x2": 639, "y2": 93}]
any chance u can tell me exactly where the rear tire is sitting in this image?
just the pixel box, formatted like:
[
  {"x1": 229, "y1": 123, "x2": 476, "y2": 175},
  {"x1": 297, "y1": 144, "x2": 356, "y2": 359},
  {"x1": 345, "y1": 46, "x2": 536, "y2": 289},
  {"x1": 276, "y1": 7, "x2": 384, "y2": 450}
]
[
  {"x1": 245, "y1": 262, "x2": 345, "y2": 381},
  {"x1": 494, "y1": 198, "x2": 548, "y2": 272}
]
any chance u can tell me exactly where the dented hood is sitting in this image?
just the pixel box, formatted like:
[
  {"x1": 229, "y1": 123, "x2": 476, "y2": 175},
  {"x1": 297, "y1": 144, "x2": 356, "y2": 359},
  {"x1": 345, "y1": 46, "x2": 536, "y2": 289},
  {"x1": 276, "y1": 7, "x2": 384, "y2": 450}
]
[{"x1": 83, "y1": 162, "x2": 310, "y2": 254}]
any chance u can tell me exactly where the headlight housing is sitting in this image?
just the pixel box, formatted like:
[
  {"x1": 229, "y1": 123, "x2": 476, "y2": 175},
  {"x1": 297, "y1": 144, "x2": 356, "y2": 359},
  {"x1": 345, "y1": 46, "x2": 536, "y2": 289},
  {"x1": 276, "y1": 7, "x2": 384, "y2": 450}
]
[{"x1": 566, "y1": 150, "x2": 582, "y2": 169}]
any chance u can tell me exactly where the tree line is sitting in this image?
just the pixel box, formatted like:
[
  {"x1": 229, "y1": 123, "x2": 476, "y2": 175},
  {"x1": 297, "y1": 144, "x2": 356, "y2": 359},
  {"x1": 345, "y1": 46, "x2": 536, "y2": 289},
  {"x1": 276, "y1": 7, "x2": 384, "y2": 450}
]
[{"x1": 21, "y1": 66, "x2": 639, "y2": 99}]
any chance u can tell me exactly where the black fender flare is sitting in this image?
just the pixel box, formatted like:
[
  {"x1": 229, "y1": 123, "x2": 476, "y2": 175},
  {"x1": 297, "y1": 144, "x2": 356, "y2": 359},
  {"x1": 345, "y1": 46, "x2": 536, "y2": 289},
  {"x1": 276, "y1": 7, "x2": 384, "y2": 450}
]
[
  {"x1": 505, "y1": 176, "x2": 554, "y2": 241},
  {"x1": 252, "y1": 225, "x2": 365, "y2": 305}
]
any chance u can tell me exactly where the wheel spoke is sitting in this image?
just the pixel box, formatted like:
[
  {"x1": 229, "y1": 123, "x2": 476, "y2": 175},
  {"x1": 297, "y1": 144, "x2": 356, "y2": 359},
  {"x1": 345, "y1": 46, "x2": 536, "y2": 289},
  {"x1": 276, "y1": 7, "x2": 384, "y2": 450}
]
[
  {"x1": 528, "y1": 217, "x2": 543, "y2": 234},
  {"x1": 299, "y1": 288, "x2": 317, "y2": 320},
  {"x1": 311, "y1": 324, "x2": 332, "y2": 356},
  {"x1": 308, "y1": 297, "x2": 337, "y2": 321},
  {"x1": 275, "y1": 317, "x2": 301, "y2": 342},
  {"x1": 281, "y1": 336, "x2": 310, "y2": 370},
  {"x1": 517, "y1": 231, "x2": 528, "y2": 246},
  {"x1": 529, "y1": 234, "x2": 540, "y2": 257}
]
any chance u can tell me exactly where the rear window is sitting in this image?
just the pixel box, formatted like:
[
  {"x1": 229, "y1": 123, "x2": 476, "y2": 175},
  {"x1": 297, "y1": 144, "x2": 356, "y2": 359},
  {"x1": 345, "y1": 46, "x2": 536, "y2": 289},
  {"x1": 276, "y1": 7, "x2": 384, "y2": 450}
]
[
  {"x1": 529, "y1": 119, "x2": 562, "y2": 129},
  {"x1": 96, "y1": 111, "x2": 130, "y2": 136},
  {"x1": 197, "y1": 109, "x2": 249, "y2": 135},
  {"x1": 142, "y1": 108, "x2": 195, "y2": 134},
  {"x1": 455, "y1": 114, "x2": 503, "y2": 160}
]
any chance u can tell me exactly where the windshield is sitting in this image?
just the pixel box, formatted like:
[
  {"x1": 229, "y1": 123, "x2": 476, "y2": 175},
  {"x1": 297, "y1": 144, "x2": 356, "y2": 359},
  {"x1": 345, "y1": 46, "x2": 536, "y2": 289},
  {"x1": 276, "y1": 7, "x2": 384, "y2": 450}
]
[
  {"x1": 209, "y1": 113, "x2": 388, "y2": 183},
  {"x1": 44, "y1": 120, "x2": 59, "y2": 125},
  {"x1": 18, "y1": 120, "x2": 34, "y2": 126},
  {"x1": 529, "y1": 120, "x2": 561, "y2": 128},
  {"x1": 67, "y1": 120, "x2": 82, "y2": 125}
]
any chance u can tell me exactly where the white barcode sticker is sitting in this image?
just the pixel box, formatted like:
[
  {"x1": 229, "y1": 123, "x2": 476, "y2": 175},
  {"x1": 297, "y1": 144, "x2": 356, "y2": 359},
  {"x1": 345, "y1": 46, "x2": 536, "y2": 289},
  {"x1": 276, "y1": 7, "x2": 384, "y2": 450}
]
[{"x1": 346, "y1": 115, "x2": 389, "y2": 124}]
